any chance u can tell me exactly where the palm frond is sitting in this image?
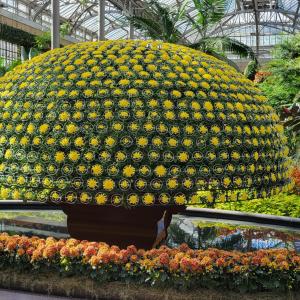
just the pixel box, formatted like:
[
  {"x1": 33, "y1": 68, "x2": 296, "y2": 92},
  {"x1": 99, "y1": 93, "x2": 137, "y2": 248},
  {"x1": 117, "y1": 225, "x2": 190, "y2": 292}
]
[
  {"x1": 127, "y1": 0, "x2": 184, "y2": 43},
  {"x1": 127, "y1": 15, "x2": 163, "y2": 40},
  {"x1": 192, "y1": 0, "x2": 225, "y2": 31}
]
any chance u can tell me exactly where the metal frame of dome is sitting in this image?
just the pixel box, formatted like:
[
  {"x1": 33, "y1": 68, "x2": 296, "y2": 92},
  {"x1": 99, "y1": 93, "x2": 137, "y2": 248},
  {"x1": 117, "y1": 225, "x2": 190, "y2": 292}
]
[
  {"x1": 0, "y1": 0, "x2": 299, "y2": 58},
  {"x1": 153, "y1": 0, "x2": 300, "y2": 60},
  {"x1": 0, "y1": 0, "x2": 147, "y2": 41}
]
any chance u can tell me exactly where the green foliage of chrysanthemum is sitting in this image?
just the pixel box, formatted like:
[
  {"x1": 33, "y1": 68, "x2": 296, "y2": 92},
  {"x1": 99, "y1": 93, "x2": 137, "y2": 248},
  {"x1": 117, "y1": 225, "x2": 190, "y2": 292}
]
[{"x1": 0, "y1": 40, "x2": 292, "y2": 206}]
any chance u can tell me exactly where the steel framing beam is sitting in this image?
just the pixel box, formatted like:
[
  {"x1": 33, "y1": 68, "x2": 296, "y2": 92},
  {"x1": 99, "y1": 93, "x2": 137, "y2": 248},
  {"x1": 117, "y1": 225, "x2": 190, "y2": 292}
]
[
  {"x1": 51, "y1": 0, "x2": 60, "y2": 48},
  {"x1": 32, "y1": 0, "x2": 50, "y2": 21},
  {"x1": 292, "y1": 0, "x2": 300, "y2": 33},
  {"x1": 98, "y1": 0, "x2": 105, "y2": 40}
]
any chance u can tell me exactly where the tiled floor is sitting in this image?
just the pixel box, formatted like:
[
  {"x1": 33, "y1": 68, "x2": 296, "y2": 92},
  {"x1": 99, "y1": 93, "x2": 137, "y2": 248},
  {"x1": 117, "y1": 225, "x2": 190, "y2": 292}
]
[{"x1": 0, "y1": 289, "x2": 85, "y2": 300}]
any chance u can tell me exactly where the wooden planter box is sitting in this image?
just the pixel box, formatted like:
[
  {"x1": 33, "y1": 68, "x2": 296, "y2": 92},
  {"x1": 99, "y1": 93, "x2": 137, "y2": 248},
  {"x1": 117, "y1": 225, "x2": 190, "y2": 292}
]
[{"x1": 61, "y1": 204, "x2": 185, "y2": 249}]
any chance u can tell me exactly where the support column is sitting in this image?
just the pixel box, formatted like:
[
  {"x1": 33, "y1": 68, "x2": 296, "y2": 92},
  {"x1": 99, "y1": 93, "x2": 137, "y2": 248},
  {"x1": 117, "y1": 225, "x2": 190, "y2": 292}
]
[
  {"x1": 252, "y1": 0, "x2": 259, "y2": 58},
  {"x1": 51, "y1": 0, "x2": 60, "y2": 49},
  {"x1": 129, "y1": 22, "x2": 134, "y2": 39},
  {"x1": 98, "y1": 0, "x2": 105, "y2": 41}
]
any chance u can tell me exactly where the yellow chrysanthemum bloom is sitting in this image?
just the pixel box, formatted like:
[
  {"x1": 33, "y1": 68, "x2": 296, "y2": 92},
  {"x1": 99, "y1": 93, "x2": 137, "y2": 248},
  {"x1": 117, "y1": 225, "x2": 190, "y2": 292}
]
[
  {"x1": 123, "y1": 165, "x2": 135, "y2": 178},
  {"x1": 87, "y1": 178, "x2": 98, "y2": 190},
  {"x1": 55, "y1": 152, "x2": 65, "y2": 163},
  {"x1": 95, "y1": 193, "x2": 107, "y2": 205}
]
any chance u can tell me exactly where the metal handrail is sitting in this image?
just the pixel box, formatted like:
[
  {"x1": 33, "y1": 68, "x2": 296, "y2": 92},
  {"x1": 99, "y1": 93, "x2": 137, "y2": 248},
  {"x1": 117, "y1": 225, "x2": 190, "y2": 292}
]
[{"x1": 1, "y1": 200, "x2": 300, "y2": 229}]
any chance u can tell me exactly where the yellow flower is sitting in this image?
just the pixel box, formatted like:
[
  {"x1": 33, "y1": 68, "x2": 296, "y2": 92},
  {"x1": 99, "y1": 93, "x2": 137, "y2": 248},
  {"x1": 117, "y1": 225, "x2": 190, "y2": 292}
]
[
  {"x1": 171, "y1": 90, "x2": 181, "y2": 98},
  {"x1": 39, "y1": 124, "x2": 49, "y2": 134},
  {"x1": 136, "y1": 136, "x2": 148, "y2": 147},
  {"x1": 174, "y1": 194, "x2": 186, "y2": 205},
  {"x1": 26, "y1": 124, "x2": 35, "y2": 134},
  {"x1": 105, "y1": 136, "x2": 116, "y2": 147},
  {"x1": 17, "y1": 176, "x2": 26, "y2": 186},
  {"x1": 91, "y1": 164, "x2": 103, "y2": 176},
  {"x1": 83, "y1": 89, "x2": 94, "y2": 97},
  {"x1": 46, "y1": 137, "x2": 55, "y2": 146},
  {"x1": 104, "y1": 110, "x2": 113, "y2": 120},
  {"x1": 199, "y1": 125, "x2": 208, "y2": 134},
  {"x1": 210, "y1": 137, "x2": 219, "y2": 146},
  {"x1": 148, "y1": 80, "x2": 159, "y2": 87},
  {"x1": 167, "y1": 178, "x2": 178, "y2": 189},
  {"x1": 127, "y1": 88, "x2": 138, "y2": 97},
  {"x1": 34, "y1": 164, "x2": 43, "y2": 174},
  {"x1": 142, "y1": 193, "x2": 155, "y2": 205},
  {"x1": 178, "y1": 152, "x2": 189, "y2": 162},
  {"x1": 84, "y1": 152, "x2": 94, "y2": 161},
  {"x1": 182, "y1": 138, "x2": 193, "y2": 147},
  {"x1": 89, "y1": 137, "x2": 99, "y2": 147},
  {"x1": 81, "y1": 71, "x2": 92, "y2": 79},
  {"x1": 55, "y1": 151, "x2": 65, "y2": 163},
  {"x1": 65, "y1": 65, "x2": 75, "y2": 72},
  {"x1": 162, "y1": 100, "x2": 174, "y2": 109},
  {"x1": 201, "y1": 81, "x2": 210, "y2": 89},
  {"x1": 123, "y1": 165, "x2": 135, "y2": 177},
  {"x1": 118, "y1": 99, "x2": 130, "y2": 108},
  {"x1": 203, "y1": 73, "x2": 212, "y2": 80},
  {"x1": 74, "y1": 137, "x2": 85, "y2": 148},
  {"x1": 57, "y1": 90, "x2": 66, "y2": 97},
  {"x1": 164, "y1": 111, "x2": 175, "y2": 120},
  {"x1": 87, "y1": 178, "x2": 98, "y2": 189},
  {"x1": 95, "y1": 193, "x2": 107, "y2": 205},
  {"x1": 168, "y1": 138, "x2": 178, "y2": 147},
  {"x1": 80, "y1": 192, "x2": 91, "y2": 203},
  {"x1": 33, "y1": 137, "x2": 41, "y2": 146},
  {"x1": 59, "y1": 111, "x2": 70, "y2": 122},
  {"x1": 115, "y1": 151, "x2": 126, "y2": 162},
  {"x1": 66, "y1": 123, "x2": 77, "y2": 134},
  {"x1": 68, "y1": 150, "x2": 80, "y2": 162},
  {"x1": 119, "y1": 79, "x2": 130, "y2": 86},
  {"x1": 203, "y1": 101, "x2": 213, "y2": 111},
  {"x1": 103, "y1": 179, "x2": 115, "y2": 191},
  {"x1": 135, "y1": 179, "x2": 146, "y2": 190},
  {"x1": 128, "y1": 194, "x2": 139, "y2": 205},
  {"x1": 154, "y1": 165, "x2": 167, "y2": 177},
  {"x1": 183, "y1": 178, "x2": 193, "y2": 189}
]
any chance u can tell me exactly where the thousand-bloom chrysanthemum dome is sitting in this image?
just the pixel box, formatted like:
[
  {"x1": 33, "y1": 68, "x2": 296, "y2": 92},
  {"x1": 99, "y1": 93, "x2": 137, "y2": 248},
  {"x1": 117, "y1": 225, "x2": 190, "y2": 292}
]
[{"x1": 0, "y1": 40, "x2": 293, "y2": 206}]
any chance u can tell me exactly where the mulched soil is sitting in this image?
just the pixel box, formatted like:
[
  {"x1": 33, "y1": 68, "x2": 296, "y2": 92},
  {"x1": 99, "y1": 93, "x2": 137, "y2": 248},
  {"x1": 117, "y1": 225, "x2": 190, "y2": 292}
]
[{"x1": 0, "y1": 268, "x2": 298, "y2": 300}]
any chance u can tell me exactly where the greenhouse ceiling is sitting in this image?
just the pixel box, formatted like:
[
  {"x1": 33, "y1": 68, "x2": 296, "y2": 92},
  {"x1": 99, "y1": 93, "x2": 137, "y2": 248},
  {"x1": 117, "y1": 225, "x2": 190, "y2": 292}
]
[{"x1": 0, "y1": 0, "x2": 299, "y2": 58}]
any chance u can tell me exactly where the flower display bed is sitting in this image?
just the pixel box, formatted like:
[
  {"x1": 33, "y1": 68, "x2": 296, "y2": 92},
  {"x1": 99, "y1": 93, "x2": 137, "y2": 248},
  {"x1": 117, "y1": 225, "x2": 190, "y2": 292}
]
[{"x1": 0, "y1": 232, "x2": 299, "y2": 297}]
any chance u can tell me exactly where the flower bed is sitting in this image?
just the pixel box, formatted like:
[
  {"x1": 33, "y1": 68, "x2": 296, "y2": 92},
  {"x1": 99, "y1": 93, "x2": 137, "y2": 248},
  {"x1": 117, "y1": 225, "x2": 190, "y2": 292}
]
[{"x1": 0, "y1": 233, "x2": 299, "y2": 293}]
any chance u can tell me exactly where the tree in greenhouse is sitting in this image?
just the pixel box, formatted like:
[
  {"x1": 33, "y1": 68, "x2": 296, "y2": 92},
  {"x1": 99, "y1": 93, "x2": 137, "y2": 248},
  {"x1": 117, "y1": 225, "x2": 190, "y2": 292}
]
[
  {"x1": 259, "y1": 34, "x2": 300, "y2": 109},
  {"x1": 258, "y1": 34, "x2": 300, "y2": 158},
  {"x1": 127, "y1": 0, "x2": 256, "y2": 68},
  {"x1": 0, "y1": 40, "x2": 292, "y2": 248}
]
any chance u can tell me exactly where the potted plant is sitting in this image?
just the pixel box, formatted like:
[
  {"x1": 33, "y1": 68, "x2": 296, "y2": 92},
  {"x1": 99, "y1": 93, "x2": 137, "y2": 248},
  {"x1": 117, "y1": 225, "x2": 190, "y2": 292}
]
[{"x1": 0, "y1": 40, "x2": 292, "y2": 248}]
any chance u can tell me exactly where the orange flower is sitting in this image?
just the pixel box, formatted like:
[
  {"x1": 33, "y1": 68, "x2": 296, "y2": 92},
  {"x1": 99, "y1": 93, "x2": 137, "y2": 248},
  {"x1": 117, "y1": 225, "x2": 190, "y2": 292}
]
[
  {"x1": 60, "y1": 246, "x2": 70, "y2": 257},
  {"x1": 200, "y1": 256, "x2": 212, "y2": 267},
  {"x1": 84, "y1": 245, "x2": 98, "y2": 257},
  {"x1": 216, "y1": 257, "x2": 225, "y2": 267},
  {"x1": 17, "y1": 248, "x2": 25, "y2": 256},
  {"x1": 90, "y1": 255, "x2": 100, "y2": 267},
  {"x1": 159, "y1": 253, "x2": 170, "y2": 266},
  {"x1": 169, "y1": 259, "x2": 180, "y2": 272}
]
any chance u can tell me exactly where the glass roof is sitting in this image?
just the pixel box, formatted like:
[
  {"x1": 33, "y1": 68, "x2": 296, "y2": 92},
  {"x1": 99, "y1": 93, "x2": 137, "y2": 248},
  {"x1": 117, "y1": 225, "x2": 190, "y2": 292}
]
[{"x1": 0, "y1": 0, "x2": 299, "y2": 57}]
